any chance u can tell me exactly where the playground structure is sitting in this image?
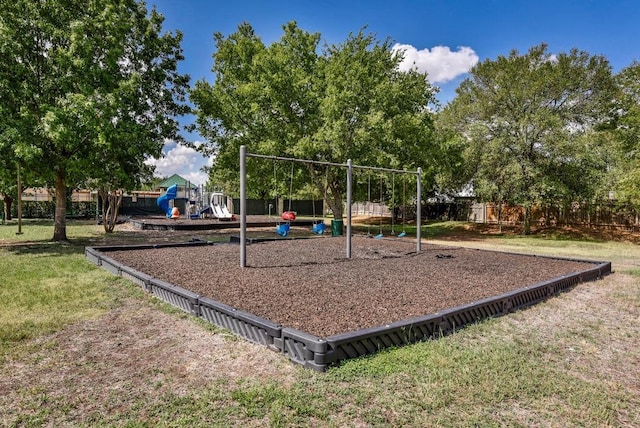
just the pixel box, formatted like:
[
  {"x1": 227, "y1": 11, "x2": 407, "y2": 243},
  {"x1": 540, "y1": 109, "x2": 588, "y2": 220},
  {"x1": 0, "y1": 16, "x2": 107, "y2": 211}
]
[
  {"x1": 239, "y1": 145, "x2": 422, "y2": 267},
  {"x1": 157, "y1": 183, "x2": 235, "y2": 221},
  {"x1": 209, "y1": 192, "x2": 233, "y2": 220},
  {"x1": 156, "y1": 184, "x2": 179, "y2": 218},
  {"x1": 87, "y1": 237, "x2": 611, "y2": 372}
]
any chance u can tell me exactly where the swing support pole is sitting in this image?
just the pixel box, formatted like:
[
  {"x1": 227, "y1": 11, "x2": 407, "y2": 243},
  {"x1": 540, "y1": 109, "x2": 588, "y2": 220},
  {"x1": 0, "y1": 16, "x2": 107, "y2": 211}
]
[
  {"x1": 416, "y1": 167, "x2": 422, "y2": 253},
  {"x1": 346, "y1": 159, "x2": 352, "y2": 259},
  {"x1": 240, "y1": 145, "x2": 247, "y2": 267}
]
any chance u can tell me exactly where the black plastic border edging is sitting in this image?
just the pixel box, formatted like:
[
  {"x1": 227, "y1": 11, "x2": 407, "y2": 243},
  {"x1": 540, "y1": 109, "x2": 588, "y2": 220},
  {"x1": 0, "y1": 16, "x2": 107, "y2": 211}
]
[
  {"x1": 199, "y1": 296, "x2": 282, "y2": 352},
  {"x1": 320, "y1": 266, "x2": 612, "y2": 366},
  {"x1": 85, "y1": 241, "x2": 611, "y2": 372}
]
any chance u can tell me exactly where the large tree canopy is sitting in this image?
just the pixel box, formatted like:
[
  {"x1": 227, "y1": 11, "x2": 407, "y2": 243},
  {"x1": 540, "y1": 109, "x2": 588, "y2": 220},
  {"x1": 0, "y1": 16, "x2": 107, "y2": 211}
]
[
  {"x1": 609, "y1": 62, "x2": 640, "y2": 204},
  {"x1": 441, "y1": 44, "x2": 617, "y2": 233},
  {"x1": 190, "y1": 22, "x2": 442, "y2": 218},
  {"x1": 0, "y1": 0, "x2": 189, "y2": 240}
]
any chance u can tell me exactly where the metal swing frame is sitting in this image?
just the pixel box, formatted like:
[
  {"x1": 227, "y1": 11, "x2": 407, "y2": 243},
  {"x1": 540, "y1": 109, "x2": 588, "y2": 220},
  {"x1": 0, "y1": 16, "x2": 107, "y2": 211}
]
[{"x1": 239, "y1": 145, "x2": 422, "y2": 268}]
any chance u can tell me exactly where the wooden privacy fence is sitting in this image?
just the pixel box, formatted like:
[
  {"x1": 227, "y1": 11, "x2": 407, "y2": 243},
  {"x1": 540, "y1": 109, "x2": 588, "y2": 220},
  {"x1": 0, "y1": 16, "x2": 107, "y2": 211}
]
[{"x1": 469, "y1": 202, "x2": 640, "y2": 230}]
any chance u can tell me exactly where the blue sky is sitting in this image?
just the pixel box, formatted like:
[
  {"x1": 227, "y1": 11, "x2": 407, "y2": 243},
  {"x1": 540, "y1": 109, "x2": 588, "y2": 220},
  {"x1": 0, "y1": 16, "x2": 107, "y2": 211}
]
[{"x1": 145, "y1": 0, "x2": 640, "y2": 185}]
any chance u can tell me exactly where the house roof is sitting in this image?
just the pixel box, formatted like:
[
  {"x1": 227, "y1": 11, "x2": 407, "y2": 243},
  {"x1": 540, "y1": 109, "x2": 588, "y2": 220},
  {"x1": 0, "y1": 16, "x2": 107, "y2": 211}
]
[{"x1": 156, "y1": 174, "x2": 198, "y2": 190}]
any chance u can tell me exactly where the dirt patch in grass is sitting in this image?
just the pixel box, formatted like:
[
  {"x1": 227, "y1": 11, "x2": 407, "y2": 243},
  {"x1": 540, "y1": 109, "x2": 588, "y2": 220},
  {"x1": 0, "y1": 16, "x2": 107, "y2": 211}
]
[
  {"x1": 0, "y1": 296, "x2": 296, "y2": 424},
  {"x1": 452, "y1": 222, "x2": 640, "y2": 244}
]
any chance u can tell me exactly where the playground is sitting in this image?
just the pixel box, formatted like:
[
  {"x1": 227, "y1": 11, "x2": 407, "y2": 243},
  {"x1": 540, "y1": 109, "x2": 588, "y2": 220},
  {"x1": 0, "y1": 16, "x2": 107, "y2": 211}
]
[
  {"x1": 84, "y1": 147, "x2": 611, "y2": 369},
  {"x1": 92, "y1": 233, "x2": 609, "y2": 370},
  {"x1": 103, "y1": 236, "x2": 603, "y2": 338}
]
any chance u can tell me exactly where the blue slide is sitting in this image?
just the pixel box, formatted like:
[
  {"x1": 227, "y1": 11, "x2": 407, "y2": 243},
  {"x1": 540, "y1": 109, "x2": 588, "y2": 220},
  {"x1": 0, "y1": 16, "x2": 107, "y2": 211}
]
[{"x1": 157, "y1": 184, "x2": 178, "y2": 218}]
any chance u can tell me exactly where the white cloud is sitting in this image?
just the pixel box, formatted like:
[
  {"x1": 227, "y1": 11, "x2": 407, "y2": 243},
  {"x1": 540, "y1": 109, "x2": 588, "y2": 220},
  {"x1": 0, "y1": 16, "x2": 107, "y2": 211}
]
[
  {"x1": 392, "y1": 43, "x2": 479, "y2": 84},
  {"x1": 146, "y1": 140, "x2": 212, "y2": 186}
]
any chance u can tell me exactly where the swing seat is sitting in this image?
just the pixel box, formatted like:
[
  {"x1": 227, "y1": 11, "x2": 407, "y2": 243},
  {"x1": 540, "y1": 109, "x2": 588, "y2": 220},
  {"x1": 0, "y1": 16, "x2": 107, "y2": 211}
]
[
  {"x1": 398, "y1": 232, "x2": 406, "y2": 238},
  {"x1": 282, "y1": 211, "x2": 296, "y2": 221},
  {"x1": 374, "y1": 233, "x2": 383, "y2": 239},
  {"x1": 276, "y1": 223, "x2": 290, "y2": 237},
  {"x1": 170, "y1": 207, "x2": 180, "y2": 219},
  {"x1": 312, "y1": 222, "x2": 326, "y2": 235}
]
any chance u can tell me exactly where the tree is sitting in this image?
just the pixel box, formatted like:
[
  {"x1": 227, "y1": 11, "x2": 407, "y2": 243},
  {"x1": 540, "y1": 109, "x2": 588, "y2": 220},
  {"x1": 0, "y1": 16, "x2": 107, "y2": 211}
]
[
  {"x1": 0, "y1": 0, "x2": 189, "y2": 240},
  {"x1": 0, "y1": 126, "x2": 40, "y2": 222},
  {"x1": 0, "y1": 139, "x2": 16, "y2": 221},
  {"x1": 609, "y1": 62, "x2": 640, "y2": 204},
  {"x1": 190, "y1": 22, "x2": 439, "y2": 219},
  {"x1": 442, "y1": 44, "x2": 617, "y2": 234}
]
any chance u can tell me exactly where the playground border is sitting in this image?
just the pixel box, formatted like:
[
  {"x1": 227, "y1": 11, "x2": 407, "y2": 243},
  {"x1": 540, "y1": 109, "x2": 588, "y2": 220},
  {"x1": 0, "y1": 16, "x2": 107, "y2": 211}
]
[{"x1": 85, "y1": 240, "x2": 611, "y2": 372}]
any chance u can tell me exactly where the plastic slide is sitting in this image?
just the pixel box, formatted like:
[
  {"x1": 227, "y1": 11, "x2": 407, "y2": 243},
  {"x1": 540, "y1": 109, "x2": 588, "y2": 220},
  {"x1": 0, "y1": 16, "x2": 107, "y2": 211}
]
[
  {"x1": 220, "y1": 205, "x2": 233, "y2": 218},
  {"x1": 212, "y1": 204, "x2": 223, "y2": 218},
  {"x1": 211, "y1": 203, "x2": 233, "y2": 220},
  {"x1": 209, "y1": 192, "x2": 233, "y2": 220},
  {"x1": 157, "y1": 184, "x2": 178, "y2": 218},
  {"x1": 199, "y1": 206, "x2": 212, "y2": 216}
]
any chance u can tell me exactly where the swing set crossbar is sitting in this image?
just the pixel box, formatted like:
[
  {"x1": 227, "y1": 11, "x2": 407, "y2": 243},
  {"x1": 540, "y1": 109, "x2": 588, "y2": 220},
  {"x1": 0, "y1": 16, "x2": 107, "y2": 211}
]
[
  {"x1": 245, "y1": 153, "x2": 346, "y2": 168},
  {"x1": 350, "y1": 164, "x2": 421, "y2": 175},
  {"x1": 246, "y1": 152, "x2": 420, "y2": 175}
]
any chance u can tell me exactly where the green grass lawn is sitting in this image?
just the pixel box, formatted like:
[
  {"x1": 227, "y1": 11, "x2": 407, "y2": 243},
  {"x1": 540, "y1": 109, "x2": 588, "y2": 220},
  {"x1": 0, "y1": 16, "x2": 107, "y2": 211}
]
[
  {"x1": 1, "y1": 219, "x2": 638, "y2": 427},
  {"x1": 0, "y1": 220, "x2": 127, "y2": 358}
]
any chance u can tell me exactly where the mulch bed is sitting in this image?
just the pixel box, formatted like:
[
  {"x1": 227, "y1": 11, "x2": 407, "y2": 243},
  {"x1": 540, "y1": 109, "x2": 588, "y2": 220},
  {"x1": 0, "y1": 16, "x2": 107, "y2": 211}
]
[{"x1": 106, "y1": 236, "x2": 596, "y2": 338}]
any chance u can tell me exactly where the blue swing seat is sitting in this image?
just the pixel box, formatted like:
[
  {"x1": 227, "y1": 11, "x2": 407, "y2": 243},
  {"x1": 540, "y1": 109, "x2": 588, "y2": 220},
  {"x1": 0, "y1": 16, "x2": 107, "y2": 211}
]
[
  {"x1": 312, "y1": 222, "x2": 326, "y2": 235},
  {"x1": 276, "y1": 223, "x2": 290, "y2": 237}
]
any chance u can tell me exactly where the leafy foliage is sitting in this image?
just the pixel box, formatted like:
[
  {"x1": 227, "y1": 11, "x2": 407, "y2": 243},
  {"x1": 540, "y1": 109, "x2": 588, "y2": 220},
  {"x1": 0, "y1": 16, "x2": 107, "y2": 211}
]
[
  {"x1": 0, "y1": 0, "x2": 189, "y2": 238},
  {"x1": 609, "y1": 62, "x2": 640, "y2": 204},
  {"x1": 190, "y1": 22, "x2": 443, "y2": 218},
  {"x1": 442, "y1": 44, "x2": 617, "y2": 233}
]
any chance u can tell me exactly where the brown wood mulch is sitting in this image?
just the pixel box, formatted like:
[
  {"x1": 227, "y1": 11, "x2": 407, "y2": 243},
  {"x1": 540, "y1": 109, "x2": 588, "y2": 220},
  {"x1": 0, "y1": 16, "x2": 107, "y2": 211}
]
[{"x1": 106, "y1": 236, "x2": 597, "y2": 337}]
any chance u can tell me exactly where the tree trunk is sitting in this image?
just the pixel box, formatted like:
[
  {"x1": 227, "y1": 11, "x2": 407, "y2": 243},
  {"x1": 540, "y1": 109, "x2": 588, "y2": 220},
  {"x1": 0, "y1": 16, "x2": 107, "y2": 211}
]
[
  {"x1": 100, "y1": 189, "x2": 123, "y2": 233},
  {"x1": 311, "y1": 167, "x2": 344, "y2": 219},
  {"x1": 53, "y1": 171, "x2": 68, "y2": 241},
  {"x1": 523, "y1": 204, "x2": 532, "y2": 235},
  {"x1": 2, "y1": 194, "x2": 13, "y2": 221},
  {"x1": 325, "y1": 185, "x2": 344, "y2": 219}
]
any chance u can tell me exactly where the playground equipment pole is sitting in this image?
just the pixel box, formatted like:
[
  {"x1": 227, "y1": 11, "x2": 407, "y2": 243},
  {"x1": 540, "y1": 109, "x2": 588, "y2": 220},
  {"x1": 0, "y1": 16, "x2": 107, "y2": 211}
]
[
  {"x1": 346, "y1": 159, "x2": 352, "y2": 259},
  {"x1": 240, "y1": 145, "x2": 247, "y2": 268},
  {"x1": 416, "y1": 167, "x2": 422, "y2": 252}
]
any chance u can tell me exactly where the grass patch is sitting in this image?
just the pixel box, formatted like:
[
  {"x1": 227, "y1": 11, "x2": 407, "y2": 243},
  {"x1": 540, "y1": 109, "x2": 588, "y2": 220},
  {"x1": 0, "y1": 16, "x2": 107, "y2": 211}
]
[
  {"x1": 71, "y1": 323, "x2": 631, "y2": 426},
  {"x1": 351, "y1": 220, "x2": 470, "y2": 239},
  {"x1": 0, "y1": 242, "x2": 124, "y2": 357},
  {"x1": 0, "y1": 218, "x2": 106, "y2": 244},
  {"x1": 323, "y1": 324, "x2": 628, "y2": 426}
]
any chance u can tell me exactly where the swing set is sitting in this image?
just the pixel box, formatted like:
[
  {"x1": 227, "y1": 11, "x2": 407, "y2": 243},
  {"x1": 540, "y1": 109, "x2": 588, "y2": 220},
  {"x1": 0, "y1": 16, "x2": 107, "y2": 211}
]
[{"x1": 239, "y1": 145, "x2": 422, "y2": 268}]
